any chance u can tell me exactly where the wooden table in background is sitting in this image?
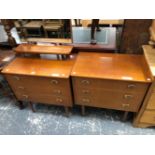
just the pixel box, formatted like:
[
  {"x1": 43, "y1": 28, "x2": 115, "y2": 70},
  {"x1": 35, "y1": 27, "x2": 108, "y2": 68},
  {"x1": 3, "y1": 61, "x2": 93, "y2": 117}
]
[
  {"x1": 23, "y1": 21, "x2": 42, "y2": 37},
  {"x1": 81, "y1": 19, "x2": 124, "y2": 27}
]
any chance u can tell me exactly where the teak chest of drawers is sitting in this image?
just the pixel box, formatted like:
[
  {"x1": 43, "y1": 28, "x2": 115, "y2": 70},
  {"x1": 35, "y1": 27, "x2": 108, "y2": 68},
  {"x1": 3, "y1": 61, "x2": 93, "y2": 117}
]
[
  {"x1": 2, "y1": 57, "x2": 75, "y2": 115},
  {"x1": 134, "y1": 45, "x2": 155, "y2": 127},
  {"x1": 71, "y1": 52, "x2": 152, "y2": 118}
]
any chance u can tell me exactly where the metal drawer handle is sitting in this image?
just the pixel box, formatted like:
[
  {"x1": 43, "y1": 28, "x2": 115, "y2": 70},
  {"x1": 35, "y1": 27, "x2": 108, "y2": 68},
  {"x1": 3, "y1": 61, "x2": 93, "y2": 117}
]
[
  {"x1": 124, "y1": 94, "x2": 133, "y2": 99},
  {"x1": 56, "y1": 98, "x2": 63, "y2": 102},
  {"x1": 13, "y1": 76, "x2": 20, "y2": 81},
  {"x1": 53, "y1": 90, "x2": 61, "y2": 94},
  {"x1": 122, "y1": 103, "x2": 130, "y2": 108},
  {"x1": 18, "y1": 86, "x2": 24, "y2": 90},
  {"x1": 127, "y1": 84, "x2": 136, "y2": 89},
  {"x1": 82, "y1": 98, "x2": 90, "y2": 103},
  {"x1": 81, "y1": 80, "x2": 90, "y2": 85},
  {"x1": 50, "y1": 80, "x2": 58, "y2": 84},
  {"x1": 82, "y1": 90, "x2": 90, "y2": 94},
  {"x1": 22, "y1": 94, "x2": 28, "y2": 99}
]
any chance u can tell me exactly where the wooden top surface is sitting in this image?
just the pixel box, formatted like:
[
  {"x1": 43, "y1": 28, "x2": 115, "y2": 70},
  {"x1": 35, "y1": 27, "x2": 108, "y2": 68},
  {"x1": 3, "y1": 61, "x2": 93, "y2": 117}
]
[
  {"x1": 71, "y1": 52, "x2": 152, "y2": 83},
  {"x1": 2, "y1": 57, "x2": 75, "y2": 78},
  {"x1": 24, "y1": 21, "x2": 42, "y2": 28},
  {"x1": 81, "y1": 19, "x2": 124, "y2": 27},
  {"x1": 143, "y1": 45, "x2": 155, "y2": 77},
  {"x1": 14, "y1": 44, "x2": 73, "y2": 55},
  {"x1": 23, "y1": 38, "x2": 72, "y2": 44},
  {"x1": 43, "y1": 24, "x2": 62, "y2": 30}
]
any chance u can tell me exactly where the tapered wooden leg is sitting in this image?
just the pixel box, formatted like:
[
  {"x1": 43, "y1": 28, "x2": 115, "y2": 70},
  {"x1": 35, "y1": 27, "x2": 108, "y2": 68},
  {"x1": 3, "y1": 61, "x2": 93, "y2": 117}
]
[
  {"x1": 122, "y1": 111, "x2": 129, "y2": 122},
  {"x1": 81, "y1": 105, "x2": 86, "y2": 116},
  {"x1": 57, "y1": 55, "x2": 60, "y2": 60},
  {"x1": 64, "y1": 106, "x2": 70, "y2": 117},
  {"x1": 29, "y1": 102, "x2": 35, "y2": 112},
  {"x1": 18, "y1": 101, "x2": 24, "y2": 110}
]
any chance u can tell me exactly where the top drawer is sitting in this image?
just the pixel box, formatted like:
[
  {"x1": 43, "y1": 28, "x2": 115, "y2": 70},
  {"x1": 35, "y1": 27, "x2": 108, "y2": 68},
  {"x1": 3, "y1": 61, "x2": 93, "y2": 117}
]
[
  {"x1": 72, "y1": 77, "x2": 149, "y2": 93},
  {"x1": 5, "y1": 74, "x2": 70, "y2": 95}
]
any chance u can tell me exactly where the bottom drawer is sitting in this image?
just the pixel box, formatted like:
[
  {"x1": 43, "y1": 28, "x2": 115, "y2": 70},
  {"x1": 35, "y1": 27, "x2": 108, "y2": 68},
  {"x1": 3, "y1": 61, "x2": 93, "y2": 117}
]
[
  {"x1": 74, "y1": 90, "x2": 144, "y2": 112},
  {"x1": 140, "y1": 110, "x2": 155, "y2": 124},
  {"x1": 15, "y1": 93, "x2": 72, "y2": 107}
]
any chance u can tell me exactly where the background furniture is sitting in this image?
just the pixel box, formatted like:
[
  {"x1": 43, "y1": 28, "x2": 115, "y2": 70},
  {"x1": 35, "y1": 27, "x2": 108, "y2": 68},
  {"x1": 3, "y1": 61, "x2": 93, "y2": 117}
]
[
  {"x1": 149, "y1": 19, "x2": 155, "y2": 46},
  {"x1": 133, "y1": 45, "x2": 155, "y2": 127},
  {"x1": 43, "y1": 20, "x2": 64, "y2": 38},
  {"x1": 71, "y1": 52, "x2": 152, "y2": 120},
  {"x1": 2, "y1": 57, "x2": 75, "y2": 115},
  {"x1": 1, "y1": 19, "x2": 17, "y2": 47},
  {"x1": 120, "y1": 19, "x2": 152, "y2": 54},
  {"x1": 81, "y1": 19, "x2": 124, "y2": 27},
  {"x1": 23, "y1": 21, "x2": 43, "y2": 37}
]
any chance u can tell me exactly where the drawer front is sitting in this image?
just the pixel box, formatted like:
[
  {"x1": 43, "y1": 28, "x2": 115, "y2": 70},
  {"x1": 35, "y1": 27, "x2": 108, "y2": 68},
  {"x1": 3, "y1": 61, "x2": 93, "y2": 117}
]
[
  {"x1": 72, "y1": 77, "x2": 149, "y2": 94},
  {"x1": 140, "y1": 110, "x2": 155, "y2": 124},
  {"x1": 5, "y1": 74, "x2": 71, "y2": 96},
  {"x1": 15, "y1": 92, "x2": 72, "y2": 106},
  {"x1": 5, "y1": 74, "x2": 72, "y2": 106},
  {"x1": 73, "y1": 89, "x2": 145, "y2": 112},
  {"x1": 146, "y1": 92, "x2": 155, "y2": 110}
]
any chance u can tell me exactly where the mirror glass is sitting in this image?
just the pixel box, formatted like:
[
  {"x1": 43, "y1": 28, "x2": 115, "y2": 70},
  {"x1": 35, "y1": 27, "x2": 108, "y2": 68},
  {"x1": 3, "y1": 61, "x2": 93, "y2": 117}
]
[{"x1": 71, "y1": 19, "x2": 124, "y2": 45}]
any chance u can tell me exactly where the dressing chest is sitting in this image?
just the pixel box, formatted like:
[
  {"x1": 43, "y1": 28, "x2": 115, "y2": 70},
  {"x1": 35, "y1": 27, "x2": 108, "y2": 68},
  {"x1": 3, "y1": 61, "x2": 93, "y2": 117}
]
[
  {"x1": 2, "y1": 57, "x2": 75, "y2": 115},
  {"x1": 71, "y1": 52, "x2": 152, "y2": 118}
]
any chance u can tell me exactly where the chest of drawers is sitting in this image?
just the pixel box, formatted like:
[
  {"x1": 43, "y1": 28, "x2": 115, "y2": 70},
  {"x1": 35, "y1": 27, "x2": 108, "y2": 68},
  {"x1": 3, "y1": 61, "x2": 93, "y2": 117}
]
[
  {"x1": 71, "y1": 52, "x2": 152, "y2": 116},
  {"x1": 134, "y1": 45, "x2": 155, "y2": 127},
  {"x1": 2, "y1": 57, "x2": 74, "y2": 114}
]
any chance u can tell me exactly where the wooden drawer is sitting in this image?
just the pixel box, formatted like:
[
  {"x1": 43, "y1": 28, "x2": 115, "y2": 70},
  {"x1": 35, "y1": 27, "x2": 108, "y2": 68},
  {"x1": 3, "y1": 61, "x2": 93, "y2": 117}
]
[
  {"x1": 5, "y1": 74, "x2": 73, "y2": 107},
  {"x1": 140, "y1": 110, "x2": 155, "y2": 124},
  {"x1": 5, "y1": 74, "x2": 71, "y2": 96},
  {"x1": 146, "y1": 92, "x2": 155, "y2": 110},
  {"x1": 72, "y1": 77, "x2": 149, "y2": 94},
  {"x1": 73, "y1": 89, "x2": 145, "y2": 112},
  {"x1": 14, "y1": 92, "x2": 72, "y2": 107}
]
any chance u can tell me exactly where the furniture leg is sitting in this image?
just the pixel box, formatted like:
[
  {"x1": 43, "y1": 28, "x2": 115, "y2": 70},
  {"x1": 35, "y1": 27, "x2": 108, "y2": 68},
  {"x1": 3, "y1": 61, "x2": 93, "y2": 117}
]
[
  {"x1": 81, "y1": 105, "x2": 86, "y2": 116},
  {"x1": 57, "y1": 55, "x2": 60, "y2": 60},
  {"x1": 64, "y1": 106, "x2": 70, "y2": 117},
  {"x1": 62, "y1": 55, "x2": 67, "y2": 60},
  {"x1": 18, "y1": 101, "x2": 24, "y2": 110},
  {"x1": 122, "y1": 111, "x2": 129, "y2": 122},
  {"x1": 29, "y1": 102, "x2": 35, "y2": 112}
]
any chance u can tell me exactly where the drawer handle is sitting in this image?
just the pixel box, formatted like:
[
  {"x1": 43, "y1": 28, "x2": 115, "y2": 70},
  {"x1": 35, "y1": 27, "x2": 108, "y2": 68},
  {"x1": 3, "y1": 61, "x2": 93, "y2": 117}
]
[
  {"x1": 127, "y1": 84, "x2": 136, "y2": 89},
  {"x1": 122, "y1": 104, "x2": 130, "y2": 108},
  {"x1": 82, "y1": 98, "x2": 90, "y2": 103},
  {"x1": 22, "y1": 94, "x2": 28, "y2": 99},
  {"x1": 124, "y1": 94, "x2": 133, "y2": 99},
  {"x1": 82, "y1": 90, "x2": 90, "y2": 94},
  {"x1": 56, "y1": 98, "x2": 63, "y2": 102},
  {"x1": 13, "y1": 76, "x2": 20, "y2": 81},
  {"x1": 53, "y1": 90, "x2": 61, "y2": 94},
  {"x1": 18, "y1": 86, "x2": 24, "y2": 90},
  {"x1": 50, "y1": 80, "x2": 58, "y2": 85},
  {"x1": 81, "y1": 80, "x2": 90, "y2": 85}
]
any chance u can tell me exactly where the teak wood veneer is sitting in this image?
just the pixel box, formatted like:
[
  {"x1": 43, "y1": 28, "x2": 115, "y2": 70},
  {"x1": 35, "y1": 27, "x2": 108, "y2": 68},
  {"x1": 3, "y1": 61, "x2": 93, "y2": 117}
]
[
  {"x1": 133, "y1": 45, "x2": 155, "y2": 127},
  {"x1": 2, "y1": 57, "x2": 75, "y2": 115},
  {"x1": 14, "y1": 44, "x2": 73, "y2": 56},
  {"x1": 71, "y1": 52, "x2": 152, "y2": 118}
]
